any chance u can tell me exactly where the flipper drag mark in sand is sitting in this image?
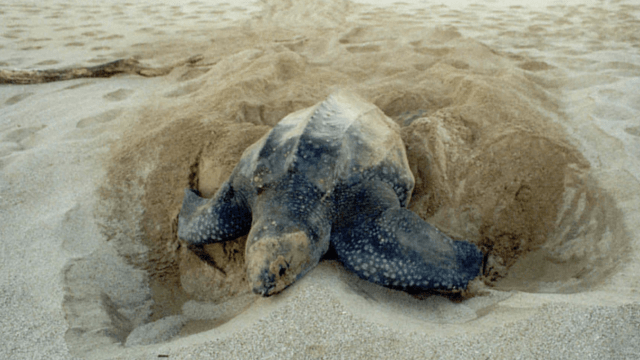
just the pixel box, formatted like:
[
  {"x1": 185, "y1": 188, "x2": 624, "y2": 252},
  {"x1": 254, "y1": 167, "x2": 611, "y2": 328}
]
[{"x1": 177, "y1": 91, "x2": 483, "y2": 296}]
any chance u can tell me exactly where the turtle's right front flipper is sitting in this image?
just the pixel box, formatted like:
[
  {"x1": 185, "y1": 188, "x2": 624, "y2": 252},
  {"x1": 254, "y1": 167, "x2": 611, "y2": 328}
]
[{"x1": 177, "y1": 181, "x2": 252, "y2": 245}]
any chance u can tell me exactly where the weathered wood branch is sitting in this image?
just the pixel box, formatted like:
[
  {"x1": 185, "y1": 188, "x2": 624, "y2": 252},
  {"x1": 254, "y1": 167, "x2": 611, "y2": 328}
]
[{"x1": 0, "y1": 55, "x2": 204, "y2": 85}]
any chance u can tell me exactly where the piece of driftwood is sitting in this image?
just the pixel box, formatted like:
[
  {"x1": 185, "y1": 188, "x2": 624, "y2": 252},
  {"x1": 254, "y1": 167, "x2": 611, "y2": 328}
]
[{"x1": 0, "y1": 55, "x2": 204, "y2": 85}]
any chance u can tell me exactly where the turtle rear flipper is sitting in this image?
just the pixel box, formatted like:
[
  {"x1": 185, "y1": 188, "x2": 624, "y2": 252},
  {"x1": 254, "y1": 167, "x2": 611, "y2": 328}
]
[{"x1": 177, "y1": 182, "x2": 252, "y2": 245}]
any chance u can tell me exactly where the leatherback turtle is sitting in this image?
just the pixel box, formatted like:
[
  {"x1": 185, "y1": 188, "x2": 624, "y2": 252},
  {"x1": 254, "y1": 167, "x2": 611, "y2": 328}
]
[{"x1": 177, "y1": 91, "x2": 483, "y2": 296}]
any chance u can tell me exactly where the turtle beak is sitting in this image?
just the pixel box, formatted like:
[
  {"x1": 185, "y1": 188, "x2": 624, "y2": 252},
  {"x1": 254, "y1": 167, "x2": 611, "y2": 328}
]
[
  {"x1": 251, "y1": 270, "x2": 277, "y2": 296},
  {"x1": 252, "y1": 280, "x2": 276, "y2": 296},
  {"x1": 253, "y1": 284, "x2": 274, "y2": 296}
]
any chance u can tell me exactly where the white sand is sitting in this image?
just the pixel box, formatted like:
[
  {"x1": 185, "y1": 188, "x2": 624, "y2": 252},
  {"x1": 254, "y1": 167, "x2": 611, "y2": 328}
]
[{"x1": 1, "y1": 0, "x2": 639, "y2": 359}]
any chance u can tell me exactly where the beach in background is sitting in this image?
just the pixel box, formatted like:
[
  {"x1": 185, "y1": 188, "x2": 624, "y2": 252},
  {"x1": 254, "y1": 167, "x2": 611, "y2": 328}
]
[{"x1": 1, "y1": 0, "x2": 639, "y2": 359}]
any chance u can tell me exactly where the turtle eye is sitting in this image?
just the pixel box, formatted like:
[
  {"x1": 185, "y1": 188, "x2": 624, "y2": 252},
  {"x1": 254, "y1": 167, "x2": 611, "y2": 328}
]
[
  {"x1": 256, "y1": 183, "x2": 272, "y2": 196},
  {"x1": 278, "y1": 266, "x2": 286, "y2": 276}
]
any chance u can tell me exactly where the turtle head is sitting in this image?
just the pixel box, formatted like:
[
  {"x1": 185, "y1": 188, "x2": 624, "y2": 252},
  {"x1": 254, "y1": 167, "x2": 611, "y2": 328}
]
[
  {"x1": 245, "y1": 228, "x2": 316, "y2": 296},
  {"x1": 244, "y1": 195, "x2": 330, "y2": 296}
]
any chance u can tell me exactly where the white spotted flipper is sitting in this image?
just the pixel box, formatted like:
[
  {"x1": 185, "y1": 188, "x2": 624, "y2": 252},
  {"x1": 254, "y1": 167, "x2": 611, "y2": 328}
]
[
  {"x1": 330, "y1": 180, "x2": 483, "y2": 291},
  {"x1": 177, "y1": 181, "x2": 252, "y2": 246}
]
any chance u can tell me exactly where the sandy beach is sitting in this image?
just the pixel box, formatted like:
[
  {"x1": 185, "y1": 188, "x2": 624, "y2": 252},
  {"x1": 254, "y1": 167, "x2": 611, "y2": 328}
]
[{"x1": 1, "y1": 0, "x2": 639, "y2": 359}]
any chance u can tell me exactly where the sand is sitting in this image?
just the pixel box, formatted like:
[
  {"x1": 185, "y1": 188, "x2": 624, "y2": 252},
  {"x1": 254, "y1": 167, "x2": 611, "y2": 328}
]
[{"x1": 1, "y1": 0, "x2": 639, "y2": 359}]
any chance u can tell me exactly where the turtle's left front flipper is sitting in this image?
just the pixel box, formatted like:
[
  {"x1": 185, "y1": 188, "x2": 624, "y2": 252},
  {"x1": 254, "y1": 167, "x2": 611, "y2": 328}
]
[
  {"x1": 177, "y1": 181, "x2": 252, "y2": 245},
  {"x1": 331, "y1": 181, "x2": 483, "y2": 291}
]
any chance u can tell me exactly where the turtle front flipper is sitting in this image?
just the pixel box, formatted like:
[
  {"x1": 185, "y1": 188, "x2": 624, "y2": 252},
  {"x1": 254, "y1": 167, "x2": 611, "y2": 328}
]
[
  {"x1": 331, "y1": 181, "x2": 483, "y2": 291},
  {"x1": 177, "y1": 181, "x2": 252, "y2": 245}
]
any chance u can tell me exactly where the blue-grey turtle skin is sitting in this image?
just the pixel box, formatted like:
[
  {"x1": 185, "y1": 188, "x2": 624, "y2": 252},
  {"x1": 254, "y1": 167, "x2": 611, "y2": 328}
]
[{"x1": 177, "y1": 91, "x2": 483, "y2": 296}]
